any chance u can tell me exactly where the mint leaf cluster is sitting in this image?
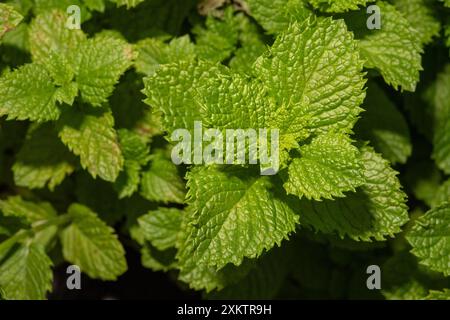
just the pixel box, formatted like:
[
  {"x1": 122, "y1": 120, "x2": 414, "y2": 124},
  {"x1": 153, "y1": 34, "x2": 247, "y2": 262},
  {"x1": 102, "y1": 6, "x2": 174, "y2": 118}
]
[{"x1": 0, "y1": 0, "x2": 450, "y2": 300}]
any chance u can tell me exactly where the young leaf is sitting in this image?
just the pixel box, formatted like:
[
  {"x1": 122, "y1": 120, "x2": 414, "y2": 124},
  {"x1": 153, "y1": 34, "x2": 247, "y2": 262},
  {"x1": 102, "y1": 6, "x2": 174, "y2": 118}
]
[{"x1": 60, "y1": 203, "x2": 127, "y2": 280}]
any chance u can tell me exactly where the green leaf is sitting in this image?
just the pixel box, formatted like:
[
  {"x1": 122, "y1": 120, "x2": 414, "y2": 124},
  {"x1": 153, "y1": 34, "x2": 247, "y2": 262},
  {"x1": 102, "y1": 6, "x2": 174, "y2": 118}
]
[
  {"x1": 178, "y1": 166, "x2": 298, "y2": 270},
  {"x1": 75, "y1": 35, "x2": 136, "y2": 106},
  {"x1": 13, "y1": 124, "x2": 76, "y2": 190},
  {"x1": 57, "y1": 106, "x2": 124, "y2": 182},
  {"x1": 355, "y1": 82, "x2": 412, "y2": 164},
  {"x1": 392, "y1": 0, "x2": 440, "y2": 45},
  {"x1": 135, "y1": 35, "x2": 196, "y2": 76},
  {"x1": 254, "y1": 17, "x2": 366, "y2": 135},
  {"x1": 140, "y1": 149, "x2": 186, "y2": 204},
  {"x1": 358, "y1": 2, "x2": 423, "y2": 91},
  {"x1": 308, "y1": 0, "x2": 368, "y2": 12},
  {"x1": 0, "y1": 196, "x2": 57, "y2": 224},
  {"x1": 138, "y1": 208, "x2": 183, "y2": 251},
  {"x1": 0, "y1": 63, "x2": 61, "y2": 121},
  {"x1": 0, "y1": 3, "x2": 23, "y2": 40},
  {"x1": 60, "y1": 203, "x2": 127, "y2": 280},
  {"x1": 29, "y1": 10, "x2": 85, "y2": 69},
  {"x1": 193, "y1": 7, "x2": 239, "y2": 62},
  {"x1": 0, "y1": 243, "x2": 53, "y2": 300},
  {"x1": 29, "y1": 10, "x2": 135, "y2": 107},
  {"x1": 143, "y1": 59, "x2": 221, "y2": 134},
  {"x1": 246, "y1": 0, "x2": 310, "y2": 35},
  {"x1": 298, "y1": 146, "x2": 409, "y2": 241},
  {"x1": 284, "y1": 132, "x2": 364, "y2": 200},
  {"x1": 407, "y1": 204, "x2": 450, "y2": 276}
]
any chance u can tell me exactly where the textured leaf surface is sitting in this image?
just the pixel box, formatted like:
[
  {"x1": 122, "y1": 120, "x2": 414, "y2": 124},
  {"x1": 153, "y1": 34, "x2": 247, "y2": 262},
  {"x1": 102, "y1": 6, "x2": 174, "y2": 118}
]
[
  {"x1": 393, "y1": 0, "x2": 440, "y2": 45},
  {"x1": 139, "y1": 208, "x2": 183, "y2": 251},
  {"x1": 57, "y1": 107, "x2": 124, "y2": 182},
  {"x1": 145, "y1": 18, "x2": 365, "y2": 142},
  {"x1": 308, "y1": 0, "x2": 368, "y2": 12},
  {"x1": 60, "y1": 204, "x2": 127, "y2": 280},
  {"x1": 298, "y1": 147, "x2": 409, "y2": 241},
  {"x1": 284, "y1": 133, "x2": 364, "y2": 200},
  {"x1": 358, "y1": 2, "x2": 423, "y2": 91},
  {"x1": 0, "y1": 64, "x2": 60, "y2": 121},
  {"x1": 135, "y1": 36, "x2": 196, "y2": 76},
  {"x1": 254, "y1": 18, "x2": 366, "y2": 135},
  {"x1": 29, "y1": 10, "x2": 85, "y2": 67},
  {"x1": 13, "y1": 124, "x2": 76, "y2": 190},
  {"x1": 140, "y1": 150, "x2": 186, "y2": 204},
  {"x1": 143, "y1": 60, "x2": 223, "y2": 133},
  {"x1": 246, "y1": 0, "x2": 310, "y2": 34},
  {"x1": 75, "y1": 35, "x2": 136, "y2": 106},
  {"x1": 0, "y1": 3, "x2": 23, "y2": 40},
  {"x1": 0, "y1": 244, "x2": 53, "y2": 300},
  {"x1": 355, "y1": 82, "x2": 412, "y2": 164},
  {"x1": 407, "y1": 204, "x2": 450, "y2": 276},
  {"x1": 178, "y1": 166, "x2": 298, "y2": 270}
]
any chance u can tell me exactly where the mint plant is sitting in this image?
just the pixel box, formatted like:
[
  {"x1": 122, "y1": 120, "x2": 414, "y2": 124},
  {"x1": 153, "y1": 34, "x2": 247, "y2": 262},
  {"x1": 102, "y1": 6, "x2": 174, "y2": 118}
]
[{"x1": 0, "y1": 0, "x2": 449, "y2": 300}]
